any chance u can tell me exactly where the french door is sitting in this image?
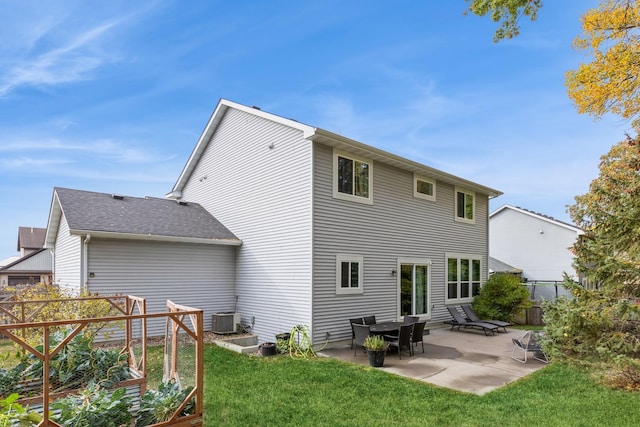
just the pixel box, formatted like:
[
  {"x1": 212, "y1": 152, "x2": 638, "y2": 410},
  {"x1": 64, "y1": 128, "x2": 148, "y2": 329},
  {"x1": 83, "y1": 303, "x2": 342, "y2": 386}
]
[{"x1": 399, "y1": 259, "x2": 431, "y2": 317}]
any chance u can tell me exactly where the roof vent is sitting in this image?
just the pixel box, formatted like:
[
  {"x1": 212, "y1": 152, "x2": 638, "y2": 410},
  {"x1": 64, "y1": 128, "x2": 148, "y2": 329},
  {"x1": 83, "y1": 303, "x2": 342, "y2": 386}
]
[
  {"x1": 251, "y1": 105, "x2": 261, "y2": 110},
  {"x1": 177, "y1": 200, "x2": 188, "y2": 206},
  {"x1": 112, "y1": 194, "x2": 124, "y2": 200}
]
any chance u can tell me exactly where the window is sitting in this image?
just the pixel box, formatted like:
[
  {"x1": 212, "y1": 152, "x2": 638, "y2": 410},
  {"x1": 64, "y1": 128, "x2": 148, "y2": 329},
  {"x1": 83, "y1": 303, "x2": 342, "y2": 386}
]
[
  {"x1": 446, "y1": 254, "x2": 481, "y2": 303},
  {"x1": 414, "y1": 175, "x2": 436, "y2": 201},
  {"x1": 333, "y1": 150, "x2": 373, "y2": 204},
  {"x1": 455, "y1": 187, "x2": 475, "y2": 223},
  {"x1": 336, "y1": 254, "x2": 363, "y2": 294},
  {"x1": 399, "y1": 259, "x2": 431, "y2": 317}
]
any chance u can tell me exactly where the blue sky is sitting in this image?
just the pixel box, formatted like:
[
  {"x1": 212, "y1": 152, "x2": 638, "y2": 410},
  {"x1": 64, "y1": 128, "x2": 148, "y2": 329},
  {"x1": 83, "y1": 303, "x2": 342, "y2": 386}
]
[{"x1": 0, "y1": 0, "x2": 628, "y2": 258}]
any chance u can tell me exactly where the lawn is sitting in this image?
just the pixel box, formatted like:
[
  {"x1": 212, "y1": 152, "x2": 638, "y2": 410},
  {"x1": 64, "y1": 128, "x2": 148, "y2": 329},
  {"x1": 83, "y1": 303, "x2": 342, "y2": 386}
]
[{"x1": 202, "y1": 345, "x2": 640, "y2": 426}]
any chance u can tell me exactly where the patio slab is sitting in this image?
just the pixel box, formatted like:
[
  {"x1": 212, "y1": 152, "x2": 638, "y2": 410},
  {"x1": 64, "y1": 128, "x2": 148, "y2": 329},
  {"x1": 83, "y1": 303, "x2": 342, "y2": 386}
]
[{"x1": 319, "y1": 326, "x2": 547, "y2": 395}]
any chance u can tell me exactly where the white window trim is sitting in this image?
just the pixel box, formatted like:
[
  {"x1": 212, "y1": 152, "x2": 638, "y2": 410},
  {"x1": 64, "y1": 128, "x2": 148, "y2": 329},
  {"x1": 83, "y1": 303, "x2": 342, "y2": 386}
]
[
  {"x1": 396, "y1": 258, "x2": 432, "y2": 320},
  {"x1": 445, "y1": 252, "x2": 482, "y2": 304},
  {"x1": 332, "y1": 149, "x2": 373, "y2": 205},
  {"x1": 454, "y1": 187, "x2": 475, "y2": 224},
  {"x1": 413, "y1": 174, "x2": 436, "y2": 202},
  {"x1": 336, "y1": 254, "x2": 364, "y2": 295}
]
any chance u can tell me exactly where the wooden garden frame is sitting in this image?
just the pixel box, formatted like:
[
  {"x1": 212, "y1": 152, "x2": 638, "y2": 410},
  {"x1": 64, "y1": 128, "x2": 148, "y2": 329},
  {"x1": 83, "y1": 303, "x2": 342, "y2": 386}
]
[{"x1": 0, "y1": 295, "x2": 203, "y2": 427}]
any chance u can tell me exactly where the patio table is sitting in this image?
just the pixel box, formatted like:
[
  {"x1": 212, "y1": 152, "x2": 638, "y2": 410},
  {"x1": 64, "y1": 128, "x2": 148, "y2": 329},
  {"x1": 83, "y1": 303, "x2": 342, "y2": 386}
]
[{"x1": 370, "y1": 321, "x2": 403, "y2": 335}]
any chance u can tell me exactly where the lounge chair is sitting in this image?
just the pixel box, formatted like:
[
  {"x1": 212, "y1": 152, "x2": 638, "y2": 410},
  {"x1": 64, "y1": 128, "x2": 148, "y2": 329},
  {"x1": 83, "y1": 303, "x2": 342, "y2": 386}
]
[
  {"x1": 445, "y1": 306, "x2": 499, "y2": 336},
  {"x1": 511, "y1": 330, "x2": 548, "y2": 363},
  {"x1": 403, "y1": 316, "x2": 420, "y2": 324},
  {"x1": 460, "y1": 304, "x2": 510, "y2": 333}
]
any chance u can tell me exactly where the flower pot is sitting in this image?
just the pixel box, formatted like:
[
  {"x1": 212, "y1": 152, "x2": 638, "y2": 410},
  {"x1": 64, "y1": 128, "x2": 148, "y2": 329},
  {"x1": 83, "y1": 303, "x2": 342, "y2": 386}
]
[
  {"x1": 259, "y1": 342, "x2": 276, "y2": 356},
  {"x1": 275, "y1": 333, "x2": 291, "y2": 342},
  {"x1": 367, "y1": 349, "x2": 386, "y2": 367}
]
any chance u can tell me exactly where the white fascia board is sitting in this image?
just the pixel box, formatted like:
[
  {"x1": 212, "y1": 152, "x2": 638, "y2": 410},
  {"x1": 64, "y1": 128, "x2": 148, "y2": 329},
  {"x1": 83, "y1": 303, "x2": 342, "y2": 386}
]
[
  {"x1": 308, "y1": 128, "x2": 502, "y2": 198},
  {"x1": 490, "y1": 204, "x2": 582, "y2": 233},
  {"x1": 44, "y1": 191, "x2": 62, "y2": 249},
  {"x1": 68, "y1": 229, "x2": 242, "y2": 246}
]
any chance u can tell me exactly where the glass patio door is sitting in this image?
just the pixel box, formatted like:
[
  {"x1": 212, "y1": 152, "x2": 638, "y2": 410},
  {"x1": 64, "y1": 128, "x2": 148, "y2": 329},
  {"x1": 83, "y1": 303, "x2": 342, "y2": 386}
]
[{"x1": 399, "y1": 260, "x2": 431, "y2": 317}]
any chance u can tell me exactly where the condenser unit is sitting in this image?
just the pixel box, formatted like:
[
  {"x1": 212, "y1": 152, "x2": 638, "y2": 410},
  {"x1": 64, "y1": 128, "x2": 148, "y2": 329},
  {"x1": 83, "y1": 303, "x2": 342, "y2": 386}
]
[{"x1": 212, "y1": 312, "x2": 240, "y2": 334}]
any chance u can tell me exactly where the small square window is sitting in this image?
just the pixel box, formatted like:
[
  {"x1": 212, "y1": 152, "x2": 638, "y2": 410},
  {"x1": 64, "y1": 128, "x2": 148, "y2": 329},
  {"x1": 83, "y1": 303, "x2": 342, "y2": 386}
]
[
  {"x1": 414, "y1": 175, "x2": 436, "y2": 201},
  {"x1": 336, "y1": 254, "x2": 364, "y2": 294}
]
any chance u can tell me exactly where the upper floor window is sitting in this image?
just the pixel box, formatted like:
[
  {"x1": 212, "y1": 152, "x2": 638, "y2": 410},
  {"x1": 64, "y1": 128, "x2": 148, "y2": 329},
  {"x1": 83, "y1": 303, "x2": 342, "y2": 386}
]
[
  {"x1": 414, "y1": 174, "x2": 436, "y2": 201},
  {"x1": 336, "y1": 254, "x2": 364, "y2": 295},
  {"x1": 333, "y1": 150, "x2": 373, "y2": 204},
  {"x1": 455, "y1": 187, "x2": 475, "y2": 223}
]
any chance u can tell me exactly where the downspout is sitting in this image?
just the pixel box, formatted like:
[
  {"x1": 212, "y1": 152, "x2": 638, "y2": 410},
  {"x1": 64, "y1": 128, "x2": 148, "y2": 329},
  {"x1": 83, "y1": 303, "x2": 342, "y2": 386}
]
[
  {"x1": 49, "y1": 248, "x2": 55, "y2": 285},
  {"x1": 83, "y1": 234, "x2": 91, "y2": 294}
]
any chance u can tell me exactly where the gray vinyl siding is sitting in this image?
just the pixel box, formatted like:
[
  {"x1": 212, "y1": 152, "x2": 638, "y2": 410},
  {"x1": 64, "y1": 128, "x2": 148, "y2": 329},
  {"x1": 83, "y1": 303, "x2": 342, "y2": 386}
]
[
  {"x1": 86, "y1": 238, "x2": 236, "y2": 337},
  {"x1": 180, "y1": 108, "x2": 313, "y2": 343},
  {"x1": 53, "y1": 213, "x2": 82, "y2": 291},
  {"x1": 312, "y1": 143, "x2": 489, "y2": 344},
  {"x1": 4, "y1": 250, "x2": 52, "y2": 271}
]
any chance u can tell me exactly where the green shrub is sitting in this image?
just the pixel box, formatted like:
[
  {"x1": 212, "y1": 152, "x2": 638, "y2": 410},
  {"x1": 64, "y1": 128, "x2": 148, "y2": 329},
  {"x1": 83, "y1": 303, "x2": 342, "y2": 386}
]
[{"x1": 472, "y1": 273, "x2": 531, "y2": 322}]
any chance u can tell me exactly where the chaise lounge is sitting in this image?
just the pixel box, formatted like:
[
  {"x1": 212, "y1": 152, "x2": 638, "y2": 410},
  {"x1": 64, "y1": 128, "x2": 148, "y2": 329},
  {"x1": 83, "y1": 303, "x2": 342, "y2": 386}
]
[
  {"x1": 460, "y1": 304, "x2": 510, "y2": 333},
  {"x1": 445, "y1": 306, "x2": 499, "y2": 336}
]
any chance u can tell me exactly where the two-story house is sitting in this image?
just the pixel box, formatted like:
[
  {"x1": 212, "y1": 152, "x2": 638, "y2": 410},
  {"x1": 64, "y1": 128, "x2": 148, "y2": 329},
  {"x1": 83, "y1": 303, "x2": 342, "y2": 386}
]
[{"x1": 45, "y1": 99, "x2": 501, "y2": 345}]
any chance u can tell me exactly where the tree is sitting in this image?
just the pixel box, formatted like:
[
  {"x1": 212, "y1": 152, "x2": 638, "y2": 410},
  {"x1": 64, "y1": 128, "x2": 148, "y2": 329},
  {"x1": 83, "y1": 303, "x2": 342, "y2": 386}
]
[
  {"x1": 465, "y1": 0, "x2": 543, "y2": 41},
  {"x1": 471, "y1": 273, "x2": 531, "y2": 321},
  {"x1": 565, "y1": 1, "x2": 640, "y2": 133},
  {"x1": 569, "y1": 136, "x2": 640, "y2": 297}
]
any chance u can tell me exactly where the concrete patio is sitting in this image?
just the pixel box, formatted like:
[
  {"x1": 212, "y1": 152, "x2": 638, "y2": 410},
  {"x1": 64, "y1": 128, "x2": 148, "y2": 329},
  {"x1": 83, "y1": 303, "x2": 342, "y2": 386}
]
[{"x1": 319, "y1": 325, "x2": 548, "y2": 395}]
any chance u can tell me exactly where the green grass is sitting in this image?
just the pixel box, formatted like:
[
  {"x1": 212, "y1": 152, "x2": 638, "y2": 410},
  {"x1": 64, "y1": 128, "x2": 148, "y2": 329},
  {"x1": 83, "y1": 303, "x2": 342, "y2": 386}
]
[{"x1": 202, "y1": 345, "x2": 640, "y2": 427}]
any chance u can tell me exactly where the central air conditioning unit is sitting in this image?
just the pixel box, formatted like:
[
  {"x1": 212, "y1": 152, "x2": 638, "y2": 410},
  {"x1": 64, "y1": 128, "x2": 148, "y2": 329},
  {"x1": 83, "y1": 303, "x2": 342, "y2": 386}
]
[{"x1": 212, "y1": 312, "x2": 241, "y2": 334}]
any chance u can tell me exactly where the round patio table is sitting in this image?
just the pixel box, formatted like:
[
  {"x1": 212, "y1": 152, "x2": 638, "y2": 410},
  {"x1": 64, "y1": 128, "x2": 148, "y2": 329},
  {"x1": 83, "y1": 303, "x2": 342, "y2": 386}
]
[{"x1": 369, "y1": 321, "x2": 403, "y2": 334}]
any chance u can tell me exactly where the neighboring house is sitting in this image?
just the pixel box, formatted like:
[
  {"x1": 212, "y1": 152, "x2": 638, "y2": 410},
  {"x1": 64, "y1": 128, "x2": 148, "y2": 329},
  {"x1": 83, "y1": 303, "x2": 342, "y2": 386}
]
[
  {"x1": 0, "y1": 227, "x2": 52, "y2": 288},
  {"x1": 164, "y1": 98, "x2": 501, "y2": 345},
  {"x1": 489, "y1": 205, "x2": 583, "y2": 282},
  {"x1": 18, "y1": 227, "x2": 46, "y2": 257},
  {"x1": 44, "y1": 188, "x2": 241, "y2": 335},
  {"x1": 488, "y1": 257, "x2": 522, "y2": 277}
]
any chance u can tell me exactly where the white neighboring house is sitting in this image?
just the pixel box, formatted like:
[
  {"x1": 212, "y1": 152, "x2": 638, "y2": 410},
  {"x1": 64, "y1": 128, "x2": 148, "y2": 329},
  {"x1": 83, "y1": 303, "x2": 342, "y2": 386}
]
[
  {"x1": 489, "y1": 205, "x2": 583, "y2": 282},
  {"x1": 0, "y1": 227, "x2": 52, "y2": 288}
]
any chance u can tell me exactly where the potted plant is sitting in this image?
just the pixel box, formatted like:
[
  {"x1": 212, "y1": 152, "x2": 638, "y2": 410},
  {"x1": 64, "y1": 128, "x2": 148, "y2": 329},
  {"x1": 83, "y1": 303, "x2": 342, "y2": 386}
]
[{"x1": 363, "y1": 335, "x2": 388, "y2": 367}]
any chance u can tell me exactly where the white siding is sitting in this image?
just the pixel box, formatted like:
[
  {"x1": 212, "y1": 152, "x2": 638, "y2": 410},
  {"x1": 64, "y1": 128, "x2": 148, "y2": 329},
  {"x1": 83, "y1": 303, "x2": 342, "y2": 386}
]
[
  {"x1": 490, "y1": 208, "x2": 579, "y2": 281},
  {"x1": 86, "y1": 238, "x2": 236, "y2": 337},
  {"x1": 53, "y1": 213, "x2": 82, "y2": 291},
  {"x1": 312, "y1": 144, "x2": 490, "y2": 343},
  {"x1": 4, "y1": 250, "x2": 52, "y2": 271},
  {"x1": 180, "y1": 108, "x2": 313, "y2": 343}
]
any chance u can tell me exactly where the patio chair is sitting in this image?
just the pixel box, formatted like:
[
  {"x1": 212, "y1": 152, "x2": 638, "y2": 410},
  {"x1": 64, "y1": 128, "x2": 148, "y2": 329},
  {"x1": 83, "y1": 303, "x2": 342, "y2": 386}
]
[
  {"x1": 444, "y1": 306, "x2": 499, "y2": 336},
  {"x1": 404, "y1": 316, "x2": 420, "y2": 324},
  {"x1": 460, "y1": 304, "x2": 510, "y2": 333},
  {"x1": 352, "y1": 323, "x2": 371, "y2": 357},
  {"x1": 511, "y1": 330, "x2": 549, "y2": 363},
  {"x1": 363, "y1": 315, "x2": 377, "y2": 325},
  {"x1": 410, "y1": 321, "x2": 427, "y2": 354},
  {"x1": 349, "y1": 317, "x2": 364, "y2": 349},
  {"x1": 385, "y1": 323, "x2": 413, "y2": 359}
]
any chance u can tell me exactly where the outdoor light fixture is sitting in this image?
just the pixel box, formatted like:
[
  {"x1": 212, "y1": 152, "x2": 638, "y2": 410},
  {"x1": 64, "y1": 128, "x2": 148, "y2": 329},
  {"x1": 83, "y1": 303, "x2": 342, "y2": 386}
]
[{"x1": 391, "y1": 269, "x2": 397, "y2": 277}]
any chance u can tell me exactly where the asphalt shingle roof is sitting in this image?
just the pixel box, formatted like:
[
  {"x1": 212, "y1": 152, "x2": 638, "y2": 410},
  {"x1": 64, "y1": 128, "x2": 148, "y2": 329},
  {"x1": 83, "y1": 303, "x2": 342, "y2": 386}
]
[
  {"x1": 17, "y1": 227, "x2": 46, "y2": 250},
  {"x1": 54, "y1": 187, "x2": 239, "y2": 242}
]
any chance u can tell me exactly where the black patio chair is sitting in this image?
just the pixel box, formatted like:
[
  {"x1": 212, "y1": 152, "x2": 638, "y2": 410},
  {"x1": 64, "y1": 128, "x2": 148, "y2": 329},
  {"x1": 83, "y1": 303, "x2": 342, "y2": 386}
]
[
  {"x1": 444, "y1": 306, "x2": 499, "y2": 336},
  {"x1": 363, "y1": 315, "x2": 377, "y2": 325},
  {"x1": 511, "y1": 330, "x2": 549, "y2": 363},
  {"x1": 461, "y1": 304, "x2": 510, "y2": 332},
  {"x1": 385, "y1": 323, "x2": 413, "y2": 359},
  {"x1": 349, "y1": 317, "x2": 364, "y2": 349},
  {"x1": 352, "y1": 323, "x2": 371, "y2": 357},
  {"x1": 410, "y1": 321, "x2": 427, "y2": 354},
  {"x1": 403, "y1": 316, "x2": 420, "y2": 324}
]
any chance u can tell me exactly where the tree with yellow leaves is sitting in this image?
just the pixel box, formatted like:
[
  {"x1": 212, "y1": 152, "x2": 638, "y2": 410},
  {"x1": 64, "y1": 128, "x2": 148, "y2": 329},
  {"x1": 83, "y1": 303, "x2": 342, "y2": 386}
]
[{"x1": 566, "y1": 1, "x2": 640, "y2": 133}]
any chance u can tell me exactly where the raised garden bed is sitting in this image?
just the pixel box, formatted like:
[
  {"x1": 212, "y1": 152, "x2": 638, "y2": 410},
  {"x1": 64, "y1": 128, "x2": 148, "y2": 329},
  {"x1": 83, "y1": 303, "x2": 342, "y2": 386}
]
[{"x1": 0, "y1": 295, "x2": 203, "y2": 426}]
